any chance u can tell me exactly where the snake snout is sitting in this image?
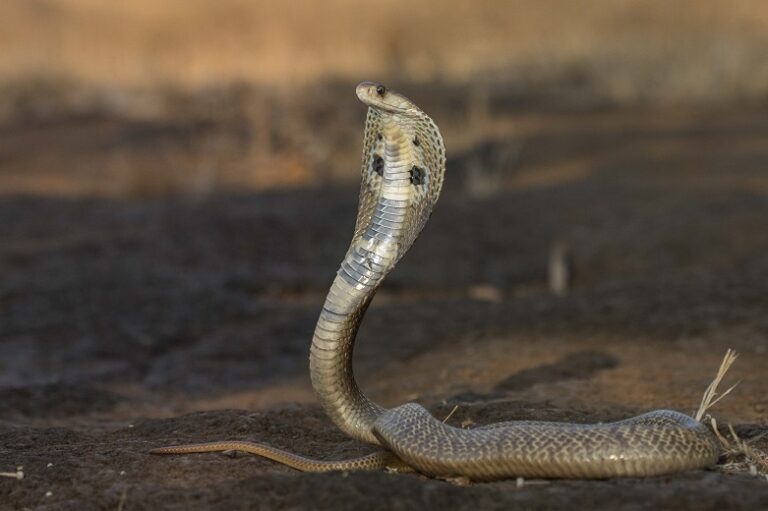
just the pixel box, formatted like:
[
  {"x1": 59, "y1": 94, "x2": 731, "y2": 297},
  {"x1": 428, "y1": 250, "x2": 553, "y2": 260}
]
[
  {"x1": 356, "y1": 81, "x2": 389, "y2": 107},
  {"x1": 356, "y1": 81, "x2": 380, "y2": 100},
  {"x1": 356, "y1": 81, "x2": 417, "y2": 115}
]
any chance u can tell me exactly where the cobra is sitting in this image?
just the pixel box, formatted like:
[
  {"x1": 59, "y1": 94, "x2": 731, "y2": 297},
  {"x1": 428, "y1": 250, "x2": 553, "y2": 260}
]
[{"x1": 151, "y1": 82, "x2": 720, "y2": 480}]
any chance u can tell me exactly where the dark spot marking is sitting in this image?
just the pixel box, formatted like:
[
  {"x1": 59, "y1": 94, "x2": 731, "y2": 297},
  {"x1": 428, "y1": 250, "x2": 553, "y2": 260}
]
[
  {"x1": 376, "y1": 85, "x2": 386, "y2": 96},
  {"x1": 372, "y1": 154, "x2": 384, "y2": 176},
  {"x1": 409, "y1": 166, "x2": 425, "y2": 185}
]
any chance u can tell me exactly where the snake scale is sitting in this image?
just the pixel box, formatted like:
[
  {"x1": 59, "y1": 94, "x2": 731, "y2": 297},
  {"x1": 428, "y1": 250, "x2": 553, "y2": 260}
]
[{"x1": 151, "y1": 82, "x2": 720, "y2": 480}]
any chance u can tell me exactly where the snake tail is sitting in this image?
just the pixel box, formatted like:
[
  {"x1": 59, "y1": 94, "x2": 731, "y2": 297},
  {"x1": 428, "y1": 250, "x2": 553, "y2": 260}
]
[{"x1": 150, "y1": 441, "x2": 410, "y2": 473}]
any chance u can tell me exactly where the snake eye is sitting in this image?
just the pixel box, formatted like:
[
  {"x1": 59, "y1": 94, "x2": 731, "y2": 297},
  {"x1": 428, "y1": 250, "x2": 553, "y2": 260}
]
[{"x1": 376, "y1": 85, "x2": 386, "y2": 96}]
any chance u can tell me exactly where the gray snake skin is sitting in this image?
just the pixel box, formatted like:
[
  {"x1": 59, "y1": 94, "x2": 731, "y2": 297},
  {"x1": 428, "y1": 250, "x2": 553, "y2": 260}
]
[{"x1": 152, "y1": 81, "x2": 720, "y2": 480}]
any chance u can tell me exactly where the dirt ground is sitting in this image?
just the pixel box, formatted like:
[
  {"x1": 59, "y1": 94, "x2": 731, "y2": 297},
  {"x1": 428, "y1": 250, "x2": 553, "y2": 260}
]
[{"x1": 1, "y1": 101, "x2": 768, "y2": 509}]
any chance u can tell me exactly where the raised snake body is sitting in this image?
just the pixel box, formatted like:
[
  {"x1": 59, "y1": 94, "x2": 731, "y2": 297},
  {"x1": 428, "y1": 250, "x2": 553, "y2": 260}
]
[{"x1": 151, "y1": 82, "x2": 720, "y2": 480}]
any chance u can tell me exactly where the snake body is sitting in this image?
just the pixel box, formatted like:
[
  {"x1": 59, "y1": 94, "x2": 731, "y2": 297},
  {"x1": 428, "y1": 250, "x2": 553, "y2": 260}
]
[{"x1": 152, "y1": 81, "x2": 720, "y2": 479}]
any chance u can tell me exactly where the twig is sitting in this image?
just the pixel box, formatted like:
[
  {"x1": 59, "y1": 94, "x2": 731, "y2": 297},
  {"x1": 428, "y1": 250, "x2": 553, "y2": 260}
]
[{"x1": 0, "y1": 466, "x2": 23, "y2": 480}]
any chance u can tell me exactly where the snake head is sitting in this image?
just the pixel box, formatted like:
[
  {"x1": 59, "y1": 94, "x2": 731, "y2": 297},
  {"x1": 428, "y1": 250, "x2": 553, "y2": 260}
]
[{"x1": 356, "y1": 82, "x2": 421, "y2": 116}]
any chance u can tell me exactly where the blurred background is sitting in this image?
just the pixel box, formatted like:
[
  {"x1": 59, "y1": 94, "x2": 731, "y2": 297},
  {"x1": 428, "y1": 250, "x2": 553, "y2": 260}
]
[
  {"x1": 1, "y1": 0, "x2": 767, "y2": 196},
  {"x1": 3, "y1": 0, "x2": 768, "y2": 395}
]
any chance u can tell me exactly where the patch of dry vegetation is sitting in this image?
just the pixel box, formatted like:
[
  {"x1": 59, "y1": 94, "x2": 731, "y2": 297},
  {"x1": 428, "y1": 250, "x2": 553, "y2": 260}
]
[
  {"x1": 713, "y1": 420, "x2": 768, "y2": 480},
  {"x1": 696, "y1": 349, "x2": 768, "y2": 482}
]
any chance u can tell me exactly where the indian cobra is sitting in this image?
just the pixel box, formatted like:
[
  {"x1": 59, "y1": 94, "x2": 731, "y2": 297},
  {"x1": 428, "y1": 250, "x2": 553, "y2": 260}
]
[{"x1": 151, "y1": 82, "x2": 720, "y2": 480}]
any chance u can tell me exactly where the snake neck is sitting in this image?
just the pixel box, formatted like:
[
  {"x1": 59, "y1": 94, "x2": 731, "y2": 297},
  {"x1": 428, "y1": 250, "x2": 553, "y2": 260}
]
[
  {"x1": 309, "y1": 275, "x2": 382, "y2": 445},
  {"x1": 310, "y1": 99, "x2": 445, "y2": 446},
  {"x1": 310, "y1": 187, "x2": 413, "y2": 444},
  {"x1": 309, "y1": 236, "x2": 401, "y2": 444}
]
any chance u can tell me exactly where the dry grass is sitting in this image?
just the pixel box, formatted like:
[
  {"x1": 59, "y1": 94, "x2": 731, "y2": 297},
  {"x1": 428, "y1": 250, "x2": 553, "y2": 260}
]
[
  {"x1": 442, "y1": 405, "x2": 460, "y2": 424},
  {"x1": 712, "y1": 419, "x2": 768, "y2": 480},
  {"x1": 695, "y1": 349, "x2": 768, "y2": 481},
  {"x1": 695, "y1": 349, "x2": 739, "y2": 421}
]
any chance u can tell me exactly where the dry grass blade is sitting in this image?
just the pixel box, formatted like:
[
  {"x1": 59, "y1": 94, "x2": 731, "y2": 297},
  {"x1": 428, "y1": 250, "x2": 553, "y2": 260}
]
[
  {"x1": 710, "y1": 417, "x2": 730, "y2": 448},
  {"x1": 442, "y1": 405, "x2": 459, "y2": 424},
  {"x1": 695, "y1": 348, "x2": 739, "y2": 421}
]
